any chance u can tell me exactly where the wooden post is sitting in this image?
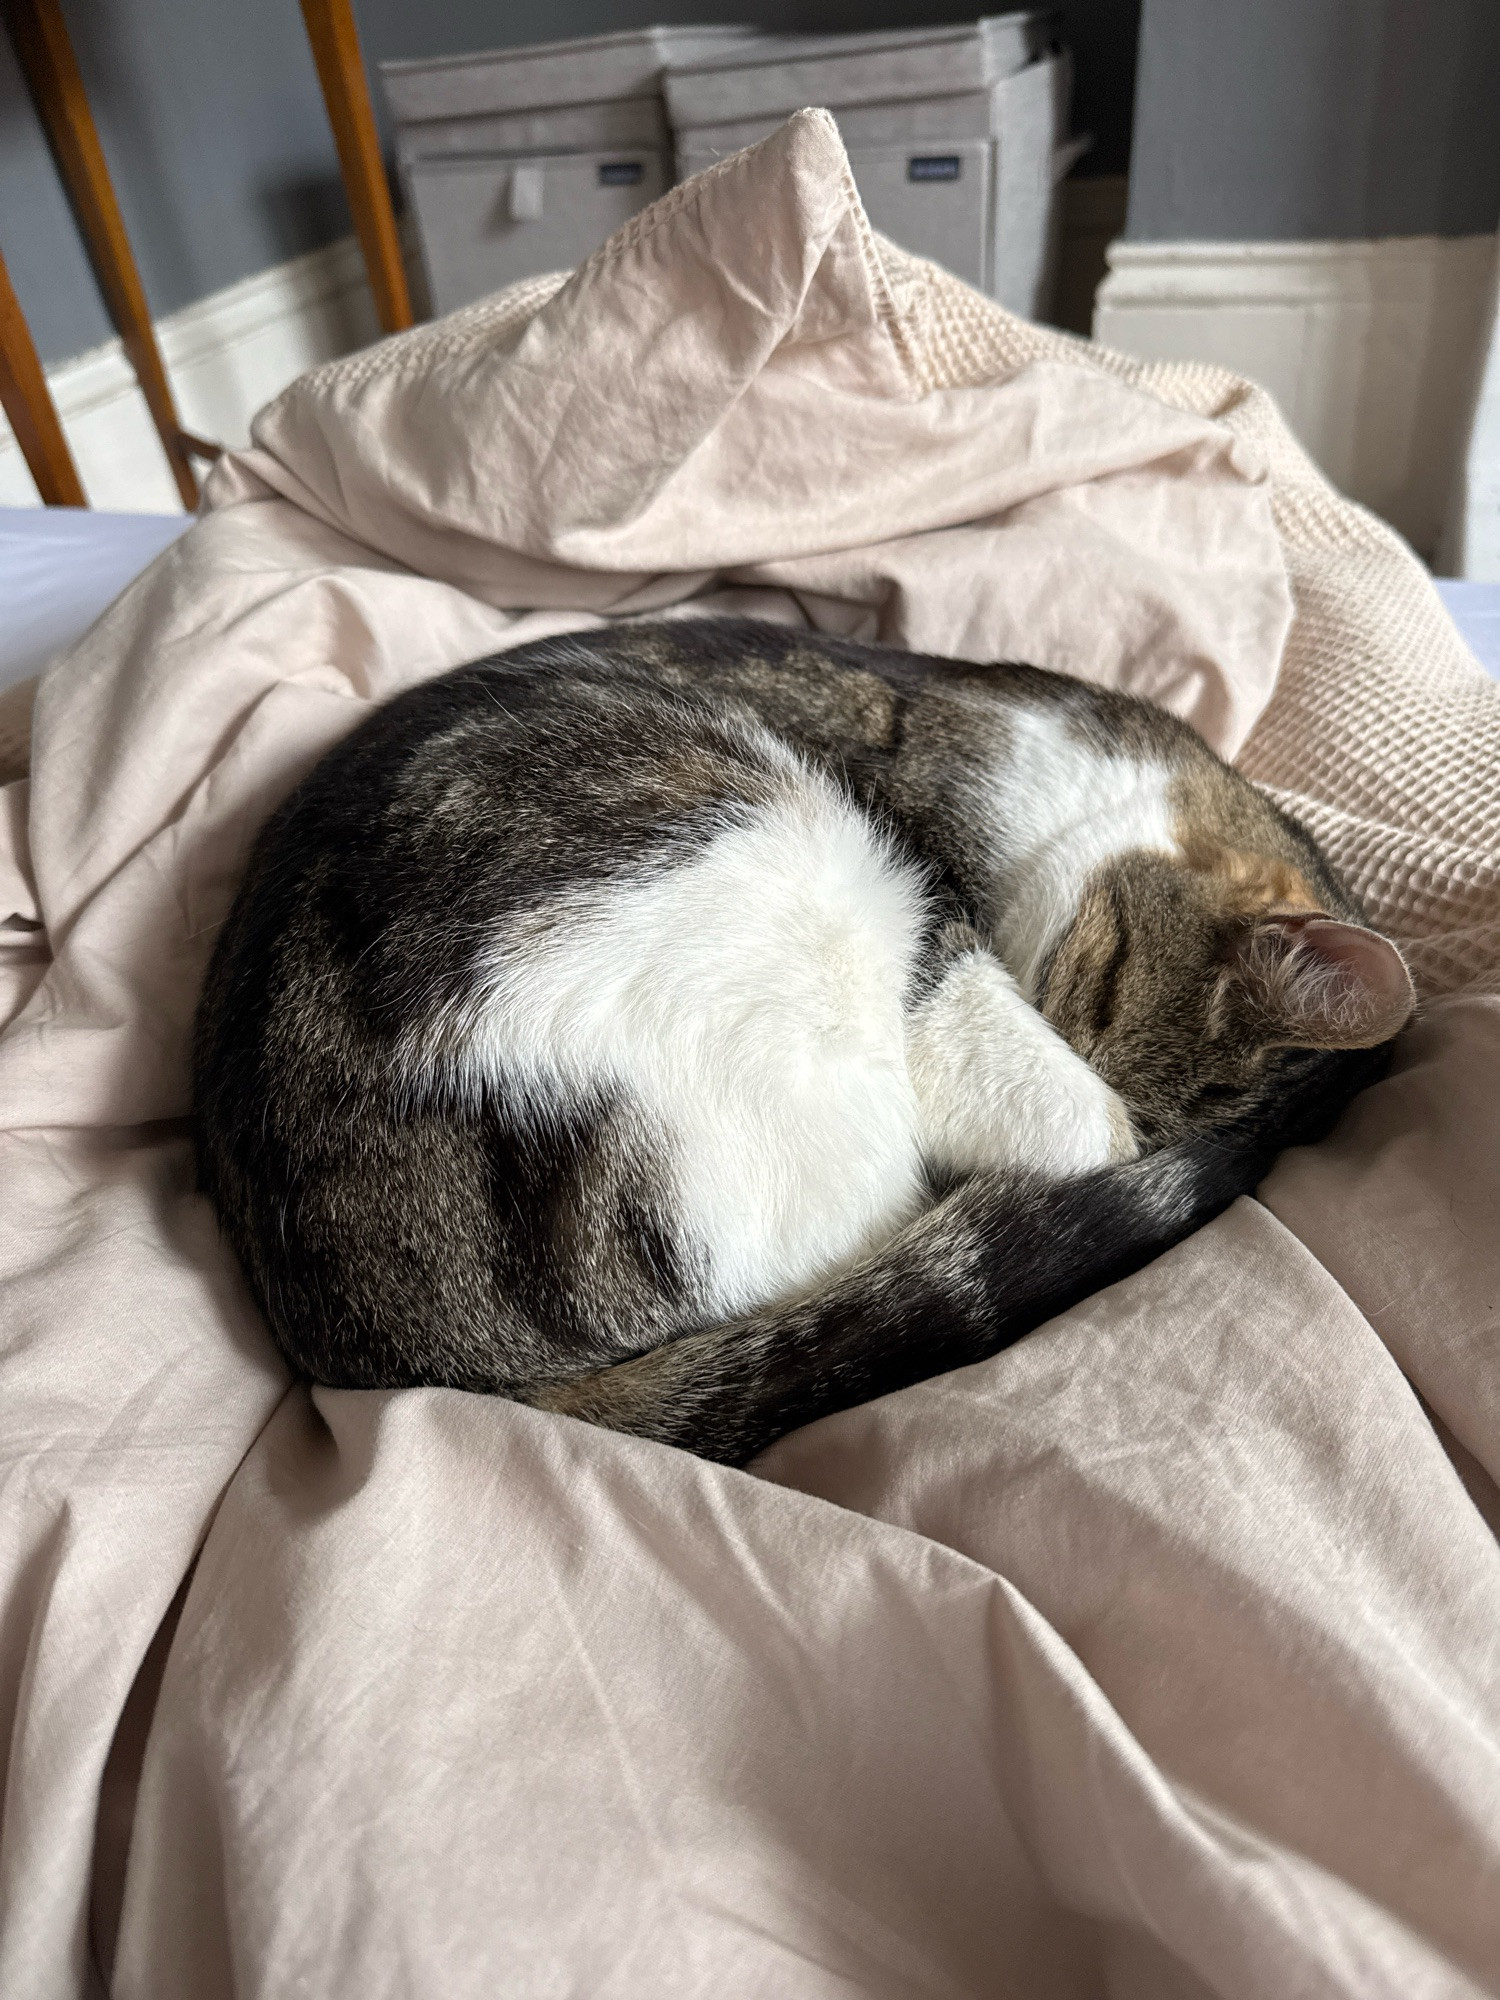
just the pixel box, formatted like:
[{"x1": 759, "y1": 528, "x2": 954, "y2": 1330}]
[
  {"x1": 3, "y1": 0, "x2": 206, "y2": 509},
  {"x1": 299, "y1": 0, "x2": 413, "y2": 335},
  {"x1": 0, "y1": 243, "x2": 86, "y2": 505}
]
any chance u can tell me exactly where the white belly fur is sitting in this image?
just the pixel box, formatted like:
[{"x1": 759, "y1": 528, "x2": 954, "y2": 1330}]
[
  {"x1": 460, "y1": 750, "x2": 1139, "y2": 1318},
  {"x1": 464, "y1": 774, "x2": 928, "y2": 1316}
]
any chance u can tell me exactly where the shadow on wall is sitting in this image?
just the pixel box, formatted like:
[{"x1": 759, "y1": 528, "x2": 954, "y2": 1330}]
[
  {"x1": 1124, "y1": 0, "x2": 1500, "y2": 243},
  {"x1": 258, "y1": 172, "x2": 362, "y2": 267},
  {"x1": 1359, "y1": 0, "x2": 1500, "y2": 241}
]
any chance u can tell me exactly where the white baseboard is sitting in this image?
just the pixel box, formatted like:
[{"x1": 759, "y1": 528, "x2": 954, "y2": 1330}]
[
  {"x1": 1095, "y1": 234, "x2": 1500, "y2": 563},
  {"x1": 0, "y1": 236, "x2": 382, "y2": 514}
]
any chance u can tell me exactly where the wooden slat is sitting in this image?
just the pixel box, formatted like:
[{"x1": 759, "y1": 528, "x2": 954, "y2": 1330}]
[
  {"x1": 300, "y1": 0, "x2": 413, "y2": 336},
  {"x1": 0, "y1": 242, "x2": 86, "y2": 505},
  {"x1": 3, "y1": 0, "x2": 203, "y2": 509}
]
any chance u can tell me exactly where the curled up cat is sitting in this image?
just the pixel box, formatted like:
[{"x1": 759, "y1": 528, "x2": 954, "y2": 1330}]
[{"x1": 193, "y1": 619, "x2": 1414, "y2": 1465}]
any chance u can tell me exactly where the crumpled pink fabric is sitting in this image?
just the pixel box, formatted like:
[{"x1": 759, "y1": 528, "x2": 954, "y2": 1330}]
[{"x1": 1, "y1": 111, "x2": 1496, "y2": 2000}]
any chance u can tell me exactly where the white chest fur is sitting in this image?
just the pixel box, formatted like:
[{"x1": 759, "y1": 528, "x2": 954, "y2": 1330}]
[
  {"x1": 458, "y1": 769, "x2": 933, "y2": 1318},
  {"x1": 981, "y1": 706, "x2": 1181, "y2": 995},
  {"x1": 444, "y1": 714, "x2": 1161, "y2": 1322}
]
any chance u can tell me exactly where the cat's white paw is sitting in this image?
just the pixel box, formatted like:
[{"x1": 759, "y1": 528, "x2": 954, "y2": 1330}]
[
  {"x1": 1036, "y1": 1063, "x2": 1139, "y2": 1176},
  {"x1": 908, "y1": 946, "x2": 1138, "y2": 1181}
]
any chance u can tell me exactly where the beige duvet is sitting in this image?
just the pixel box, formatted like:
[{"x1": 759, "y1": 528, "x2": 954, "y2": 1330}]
[{"x1": 2, "y1": 113, "x2": 1498, "y2": 1999}]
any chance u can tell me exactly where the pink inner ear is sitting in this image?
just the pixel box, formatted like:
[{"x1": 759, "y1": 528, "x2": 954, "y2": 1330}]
[{"x1": 1247, "y1": 916, "x2": 1416, "y2": 1049}]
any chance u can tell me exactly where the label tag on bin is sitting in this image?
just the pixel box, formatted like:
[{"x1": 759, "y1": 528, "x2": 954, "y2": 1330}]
[{"x1": 907, "y1": 155, "x2": 962, "y2": 182}]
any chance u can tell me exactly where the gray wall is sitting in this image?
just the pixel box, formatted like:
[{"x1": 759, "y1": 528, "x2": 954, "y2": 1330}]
[
  {"x1": 2, "y1": 0, "x2": 1138, "y2": 364},
  {"x1": 1127, "y1": 0, "x2": 1500, "y2": 241}
]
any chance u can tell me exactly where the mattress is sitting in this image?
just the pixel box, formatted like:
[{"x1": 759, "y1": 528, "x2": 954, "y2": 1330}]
[
  {"x1": 1436, "y1": 578, "x2": 1500, "y2": 679},
  {"x1": 0, "y1": 506, "x2": 188, "y2": 694}
]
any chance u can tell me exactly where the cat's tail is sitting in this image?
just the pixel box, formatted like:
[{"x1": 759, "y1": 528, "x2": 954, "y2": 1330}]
[{"x1": 529, "y1": 1050, "x2": 1378, "y2": 1467}]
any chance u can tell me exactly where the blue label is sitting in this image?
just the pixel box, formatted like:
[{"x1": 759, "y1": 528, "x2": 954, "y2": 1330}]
[
  {"x1": 598, "y1": 161, "x2": 645, "y2": 187},
  {"x1": 908, "y1": 155, "x2": 962, "y2": 182}
]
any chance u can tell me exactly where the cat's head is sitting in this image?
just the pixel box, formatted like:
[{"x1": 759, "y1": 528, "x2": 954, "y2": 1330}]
[{"x1": 1035, "y1": 837, "x2": 1415, "y2": 1147}]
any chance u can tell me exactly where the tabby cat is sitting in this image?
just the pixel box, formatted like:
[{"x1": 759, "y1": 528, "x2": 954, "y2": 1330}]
[{"x1": 194, "y1": 619, "x2": 1413, "y2": 1464}]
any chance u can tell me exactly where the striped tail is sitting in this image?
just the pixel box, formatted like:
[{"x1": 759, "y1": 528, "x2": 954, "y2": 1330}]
[{"x1": 531, "y1": 1047, "x2": 1382, "y2": 1466}]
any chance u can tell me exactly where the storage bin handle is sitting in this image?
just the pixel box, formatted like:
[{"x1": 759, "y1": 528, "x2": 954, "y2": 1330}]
[{"x1": 508, "y1": 165, "x2": 545, "y2": 222}]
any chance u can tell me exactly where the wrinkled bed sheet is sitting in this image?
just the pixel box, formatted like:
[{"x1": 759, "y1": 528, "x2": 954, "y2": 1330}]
[{"x1": 1, "y1": 112, "x2": 1498, "y2": 2000}]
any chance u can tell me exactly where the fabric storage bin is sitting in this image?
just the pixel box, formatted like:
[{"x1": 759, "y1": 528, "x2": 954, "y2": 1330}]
[
  {"x1": 838, "y1": 140, "x2": 995, "y2": 292},
  {"x1": 382, "y1": 26, "x2": 757, "y2": 315},
  {"x1": 666, "y1": 14, "x2": 1075, "y2": 318},
  {"x1": 404, "y1": 150, "x2": 672, "y2": 311}
]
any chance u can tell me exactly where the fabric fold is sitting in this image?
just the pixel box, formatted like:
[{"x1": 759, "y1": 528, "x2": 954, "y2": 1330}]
[
  {"x1": 215, "y1": 111, "x2": 1290, "y2": 755},
  {"x1": 0, "y1": 108, "x2": 1496, "y2": 2000}
]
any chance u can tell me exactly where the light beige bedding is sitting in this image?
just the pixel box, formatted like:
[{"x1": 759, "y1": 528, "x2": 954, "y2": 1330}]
[{"x1": 1, "y1": 112, "x2": 1497, "y2": 2000}]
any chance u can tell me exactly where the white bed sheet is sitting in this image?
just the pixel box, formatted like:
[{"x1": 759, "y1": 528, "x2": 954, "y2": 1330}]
[
  {"x1": 0, "y1": 507, "x2": 188, "y2": 694},
  {"x1": 1436, "y1": 578, "x2": 1500, "y2": 680}
]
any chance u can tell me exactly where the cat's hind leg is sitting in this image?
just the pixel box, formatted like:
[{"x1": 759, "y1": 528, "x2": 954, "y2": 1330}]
[{"x1": 907, "y1": 934, "x2": 1138, "y2": 1180}]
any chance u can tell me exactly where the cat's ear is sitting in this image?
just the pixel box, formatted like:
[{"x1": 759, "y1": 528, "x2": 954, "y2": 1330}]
[{"x1": 1230, "y1": 915, "x2": 1415, "y2": 1049}]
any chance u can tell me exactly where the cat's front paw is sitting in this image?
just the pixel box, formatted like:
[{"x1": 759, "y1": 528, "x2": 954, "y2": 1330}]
[
  {"x1": 909, "y1": 945, "x2": 1142, "y2": 1181},
  {"x1": 1042, "y1": 1068, "x2": 1139, "y2": 1176}
]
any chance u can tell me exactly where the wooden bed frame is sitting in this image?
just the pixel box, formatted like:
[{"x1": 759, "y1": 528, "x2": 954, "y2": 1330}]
[
  {"x1": 0, "y1": 238, "x2": 83, "y2": 508},
  {"x1": 0, "y1": 0, "x2": 410, "y2": 510},
  {"x1": 299, "y1": 0, "x2": 413, "y2": 340}
]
